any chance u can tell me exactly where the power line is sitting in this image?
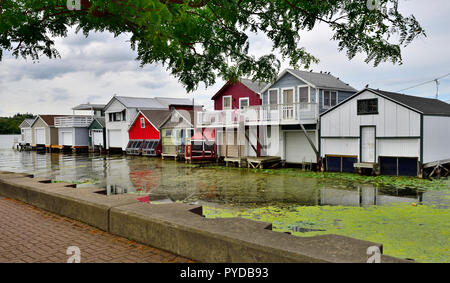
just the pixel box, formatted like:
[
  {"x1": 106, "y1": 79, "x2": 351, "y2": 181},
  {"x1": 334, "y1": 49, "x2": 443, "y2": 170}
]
[{"x1": 397, "y1": 72, "x2": 450, "y2": 93}]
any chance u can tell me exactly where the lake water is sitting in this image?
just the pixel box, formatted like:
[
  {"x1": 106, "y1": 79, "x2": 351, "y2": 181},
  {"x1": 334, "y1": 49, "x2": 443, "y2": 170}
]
[
  {"x1": 0, "y1": 135, "x2": 448, "y2": 262},
  {"x1": 0, "y1": 136, "x2": 447, "y2": 208},
  {"x1": 0, "y1": 135, "x2": 20, "y2": 149}
]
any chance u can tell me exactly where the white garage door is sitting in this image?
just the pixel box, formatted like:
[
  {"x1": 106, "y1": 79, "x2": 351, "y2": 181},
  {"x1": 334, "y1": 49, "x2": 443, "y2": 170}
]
[
  {"x1": 92, "y1": 130, "x2": 104, "y2": 146},
  {"x1": 35, "y1": 128, "x2": 45, "y2": 145},
  {"x1": 108, "y1": 130, "x2": 122, "y2": 148},
  {"x1": 285, "y1": 131, "x2": 317, "y2": 163},
  {"x1": 62, "y1": 131, "x2": 73, "y2": 146}
]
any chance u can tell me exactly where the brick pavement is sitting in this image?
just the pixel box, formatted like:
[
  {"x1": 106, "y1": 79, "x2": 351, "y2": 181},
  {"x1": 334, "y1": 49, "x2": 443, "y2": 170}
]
[{"x1": 0, "y1": 197, "x2": 194, "y2": 263}]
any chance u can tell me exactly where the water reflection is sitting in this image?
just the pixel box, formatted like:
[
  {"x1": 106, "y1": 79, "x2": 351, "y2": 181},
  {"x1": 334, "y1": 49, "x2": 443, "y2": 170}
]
[
  {"x1": 0, "y1": 149, "x2": 448, "y2": 208},
  {"x1": 320, "y1": 186, "x2": 422, "y2": 207}
]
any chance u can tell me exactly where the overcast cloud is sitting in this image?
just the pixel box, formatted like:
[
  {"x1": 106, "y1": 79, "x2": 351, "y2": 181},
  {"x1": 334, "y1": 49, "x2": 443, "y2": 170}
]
[{"x1": 0, "y1": 0, "x2": 449, "y2": 116}]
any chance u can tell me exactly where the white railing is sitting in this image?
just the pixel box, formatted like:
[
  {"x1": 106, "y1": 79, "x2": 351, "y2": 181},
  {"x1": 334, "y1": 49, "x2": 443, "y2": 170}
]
[
  {"x1": 54, "y1": 116, "x2": 94, "y2": 128},
  {"x1": 196, "y1": 103, "x2": 317, "y2": 128}
]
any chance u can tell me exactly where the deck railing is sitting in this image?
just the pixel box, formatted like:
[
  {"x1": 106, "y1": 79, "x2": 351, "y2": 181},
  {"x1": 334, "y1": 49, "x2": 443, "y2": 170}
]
[
  {"x1": 196, "y1": 103, "x2": 317, "y2": 128},
  {"x1": 54, "y1": 116, "x2": 94, "y2": 128}
]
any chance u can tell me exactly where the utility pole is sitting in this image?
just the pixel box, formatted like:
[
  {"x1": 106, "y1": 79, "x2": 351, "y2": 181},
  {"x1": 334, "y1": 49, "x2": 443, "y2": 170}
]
[{"x1": 435, "y1": 79, "x2": 440, "y2": 99}]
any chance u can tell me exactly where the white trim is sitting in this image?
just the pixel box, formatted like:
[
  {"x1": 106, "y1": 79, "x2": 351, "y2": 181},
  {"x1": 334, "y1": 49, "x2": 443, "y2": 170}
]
[
  {"x1": 222, "y1": 95, "x2": 232, "y2": 110},
  {"x1": 127, "y1": 110, "x2": 161, "y2": 133},
  {"x1": 267, "y1": 88, "x2": 279, "y2": 105},
  {"x1": 239, "y1": 97, "x2": 250, "y2": 109},
  {"x1": 31, "y1": 116, "x2": 49, "y2": 128},
  {"x1": 297, "y1": 85, "x2": 311, "y2": 103},
  {"x1": 281, "y1": 87, "x2": 295, "y2": 104}
]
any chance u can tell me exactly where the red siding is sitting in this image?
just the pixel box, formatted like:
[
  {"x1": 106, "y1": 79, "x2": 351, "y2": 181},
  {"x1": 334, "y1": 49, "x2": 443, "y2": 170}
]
[
  {"x1": 129, "y1": 113, "x2": 160, "y2": 140},
  {"x1": 213, "y1": 81, "x2": 262, "y2": 110}
]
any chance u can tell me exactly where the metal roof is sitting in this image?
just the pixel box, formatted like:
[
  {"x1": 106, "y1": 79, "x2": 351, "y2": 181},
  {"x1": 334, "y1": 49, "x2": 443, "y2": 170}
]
[
  {"x1": 287, "y1": 69, "x2": 357, "y2": 92},
  {"x1": 113, "y1": 96, "x2": 194, "y2": 110},
  {"x1": 93, "y1": 117, "x2": 106, "y2": 128},
  {"x1": 239, "y1": 78, "x2": 268, "y2": 94},
  {"x1": 139, "y1": 110, "x2": 172, "y2": 129},
  {"x1": 72, "y1": 103, "x2": 106, "y2": 111},
  {"x1": 162, "y1": 110, "x2": 194, "y2": 128},
  {"x1": 19, "y1": 118, "x2": 36, "y2": 128}
]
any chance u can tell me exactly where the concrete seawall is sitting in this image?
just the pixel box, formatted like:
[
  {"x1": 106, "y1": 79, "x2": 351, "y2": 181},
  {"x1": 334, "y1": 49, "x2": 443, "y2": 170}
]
[{"x1": 0, "y1": 171, "x2": 411, "y2": 263}]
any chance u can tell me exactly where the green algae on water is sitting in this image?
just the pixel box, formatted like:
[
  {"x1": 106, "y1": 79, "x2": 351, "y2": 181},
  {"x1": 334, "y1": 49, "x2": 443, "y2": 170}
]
[{"x1": 204, "y1": 203, "x2": 450, "y2": 263}]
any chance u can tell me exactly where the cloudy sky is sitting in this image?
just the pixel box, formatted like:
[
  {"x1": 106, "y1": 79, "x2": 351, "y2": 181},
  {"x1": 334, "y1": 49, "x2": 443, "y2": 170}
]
[{"x1": 1, "y1": 0, "x2": 449, "y2": 117}]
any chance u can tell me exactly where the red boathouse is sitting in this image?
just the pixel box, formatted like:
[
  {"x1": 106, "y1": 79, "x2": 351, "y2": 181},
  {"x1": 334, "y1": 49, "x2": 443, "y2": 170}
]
[{"x1": 127, "y1": 110, "x2": 171, "y2": 156}]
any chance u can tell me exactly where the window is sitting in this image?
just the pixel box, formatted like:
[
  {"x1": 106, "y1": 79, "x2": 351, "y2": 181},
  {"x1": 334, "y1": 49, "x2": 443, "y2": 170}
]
[
  {"x1": 357, "y1": 99, "x2": 378, "y2": 115},
  {"x1": 223, "y1": 96, "x2": 232, "y2": 110},
  {"x1": 282, "y1": 88, "x2": 294, "y2": 105},
  {"x1": 299, "y1": 86, "x2": 309, "y2": 103},
  {"x1": 122, "y1": 110, "x2": 126, "y2": 121},
  {"x1": 140, "y1": 118, "x2": 145, "y2": 128},
  {"x1": 323, "y1": 90, "x2": 338, "y2": 108},
  {"x1": 239, "y1": 98, "x2": 249, "y2": 109},
  {"x1": 165, "y1": 129, "x2": 172, "y2": 137},
  {"x1": 269, "y1": 89, "x2": 278, "y2": 105}
]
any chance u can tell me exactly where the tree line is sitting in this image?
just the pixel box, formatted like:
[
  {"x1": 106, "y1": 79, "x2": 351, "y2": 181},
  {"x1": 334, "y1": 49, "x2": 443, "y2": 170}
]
[{"x1": 0, "y1": 113, "x2": 34, "y2": 135}]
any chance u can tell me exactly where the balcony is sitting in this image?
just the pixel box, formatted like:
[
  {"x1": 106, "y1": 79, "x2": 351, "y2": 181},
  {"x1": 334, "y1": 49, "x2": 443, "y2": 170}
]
[
  {"x1": 196, "y1": 103, "x2": 317, "y2": 128},
  {"x1": 54, "y1": 116, "x2": 94, "y2": 128}
]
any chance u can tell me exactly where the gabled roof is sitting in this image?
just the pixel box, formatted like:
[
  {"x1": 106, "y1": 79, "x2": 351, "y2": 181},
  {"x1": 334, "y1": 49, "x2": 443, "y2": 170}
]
[
  {"x1": 162, "y1": 110, "x2": 194, "y2": 128},
  {"x1": 32, "y1": 114, "x2": 69, "y2": 127},
  {"x1": 211, "y1": 78, "x2": 267, "y2": 100},
  {"x1": 92, "y1": 117, "x2": 106, "y2": 128},
  {"x1": 105, "y1": 95, "x2": 194, "y2": 111},
  {"x1": 320, "y1": 88, "x2": 450, "y2": 117},
  {"x1": 72, "y1": 103, "x2": 106, "y2": 111},
  {"x1": 129, "y1": 109, "x2": 172, "y2": 132},
  {"x1": 19, "y1": 118, "x2": 36, "y2": 128},
  {"x1": 261, "y1": 69, "x2": 357, "y2": 93}
]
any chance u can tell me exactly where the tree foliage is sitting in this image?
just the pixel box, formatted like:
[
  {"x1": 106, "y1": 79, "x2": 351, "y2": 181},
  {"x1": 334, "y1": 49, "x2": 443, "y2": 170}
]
[
  {"x1": 0, "y1": 0, "x2": 425, "y2": 91},
  {"x1": 0, "y1": 113, "x2": 34, "y2": 134}
]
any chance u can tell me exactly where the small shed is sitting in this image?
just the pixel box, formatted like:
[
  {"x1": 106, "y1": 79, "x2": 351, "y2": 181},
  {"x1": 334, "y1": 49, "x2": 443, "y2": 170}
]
[
  {"x1": 31, "y1": 115, "x2": 68, "y2": 150},
  {"x1": 55, "y1": 116, "x2": 94, "y2": 151},
  {"x1": 127, "y1": 109, "x2": 171, "y2": 156},
  {"x1": 88, "y1": 117, "x2": 106, "y2": 150},
  {"x1": 161, "y1": 109, "x2": 195, "y2": 160},
  {"x1": 320, "y1": 88, "x2": 450, "y2": 177},
  {"x1": 18, "y1": 118, "x2": 36, "y2": 146}
]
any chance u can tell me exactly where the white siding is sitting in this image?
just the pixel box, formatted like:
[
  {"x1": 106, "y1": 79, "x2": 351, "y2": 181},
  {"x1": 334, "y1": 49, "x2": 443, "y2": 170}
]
[
  {"x1": 284, "y1": 130, "x2": 317, "y2": 163},
  {"x1": 104, "y1": 98, "x2": 139, "y2": 150},
  {"x1": 377, "y1": 139, "x2": 420, "y2": 159},
  {"x1": 320, "y1": 90, "x2": 422, "y2": 161},
  {"x1": 423, "y1": 115, "x2": 450, "y2": 163},
  {"x1": 321, "y1": 138, "x2": 359, "y2": 157},
  {"x1": 321, "y1": 90, "x2": 421, "y2": 137},
  {"x1": 265, "y1": 125, "x2": 281, "y2": 157}
]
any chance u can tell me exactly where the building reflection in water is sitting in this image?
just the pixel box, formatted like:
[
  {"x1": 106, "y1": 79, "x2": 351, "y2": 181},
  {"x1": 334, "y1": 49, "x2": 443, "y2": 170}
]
[{"x1": 320, "y1": 186, "x2": 423, "y2": 207}]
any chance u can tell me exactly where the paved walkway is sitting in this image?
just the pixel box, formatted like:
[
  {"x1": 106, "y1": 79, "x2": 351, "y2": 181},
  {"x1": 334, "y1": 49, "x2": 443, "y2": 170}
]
[{"x1": 0, "y1": 197, "x2": 193, "y2": 263}]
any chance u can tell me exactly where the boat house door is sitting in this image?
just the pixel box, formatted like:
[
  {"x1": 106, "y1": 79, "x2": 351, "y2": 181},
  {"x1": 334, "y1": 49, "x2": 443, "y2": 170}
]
[{"x1": 361, "y1": 126, "x2": 376, "y2": 163}]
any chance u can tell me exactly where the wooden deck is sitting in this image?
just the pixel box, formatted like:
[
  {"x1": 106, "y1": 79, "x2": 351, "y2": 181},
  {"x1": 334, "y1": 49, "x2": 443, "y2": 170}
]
[
  {"x1": 224, "y1": 157, "x2": 247, "y2": 168},
  {"x1": 161, "y1": 152, "x2": 184, "y2": 161},
  {"x1": 354, "y1": 162, "x2": 379, "y2": 175},
  {"x1": 246, "y1": 156, "x2": 282, "y2": 169}
]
